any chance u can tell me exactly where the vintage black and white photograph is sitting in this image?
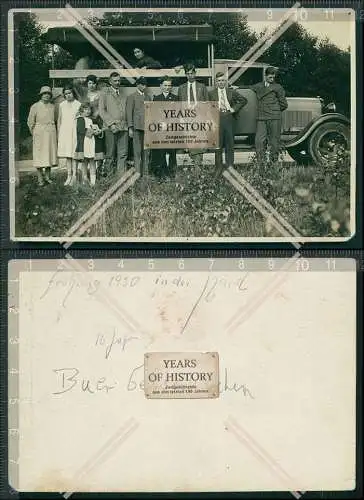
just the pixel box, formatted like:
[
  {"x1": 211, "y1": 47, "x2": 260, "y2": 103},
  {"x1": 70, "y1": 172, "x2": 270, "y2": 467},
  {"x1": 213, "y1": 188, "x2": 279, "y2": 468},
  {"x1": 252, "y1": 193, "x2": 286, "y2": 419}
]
[{"x1": 9, "y1": 7, "x2": 355, "y2": 241}]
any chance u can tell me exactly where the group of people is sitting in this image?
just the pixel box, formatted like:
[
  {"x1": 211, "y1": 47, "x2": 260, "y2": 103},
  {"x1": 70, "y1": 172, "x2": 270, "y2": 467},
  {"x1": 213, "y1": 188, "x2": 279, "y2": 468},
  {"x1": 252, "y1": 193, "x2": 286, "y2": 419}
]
[
  {"x1": 26, "y1": 61, "x2": 288, "y2": 187},
  {"x1": 27, "y1": 75, "x2": 104, "y2": 187}
]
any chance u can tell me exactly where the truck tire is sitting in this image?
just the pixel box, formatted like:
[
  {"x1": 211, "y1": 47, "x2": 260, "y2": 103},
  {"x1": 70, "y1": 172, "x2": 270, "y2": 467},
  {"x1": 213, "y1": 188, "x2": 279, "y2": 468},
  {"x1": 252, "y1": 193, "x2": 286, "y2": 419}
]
[{"x1": 308, "y1": 122, "x2": 350, "y2": 166}]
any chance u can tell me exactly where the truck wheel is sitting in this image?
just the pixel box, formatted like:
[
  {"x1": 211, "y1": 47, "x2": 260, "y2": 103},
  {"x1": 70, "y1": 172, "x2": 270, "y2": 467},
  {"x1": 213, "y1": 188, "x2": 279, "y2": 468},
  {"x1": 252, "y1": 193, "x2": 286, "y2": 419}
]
[{"x1": 308, "y1": 122, "x2": 350, "y2": 166}]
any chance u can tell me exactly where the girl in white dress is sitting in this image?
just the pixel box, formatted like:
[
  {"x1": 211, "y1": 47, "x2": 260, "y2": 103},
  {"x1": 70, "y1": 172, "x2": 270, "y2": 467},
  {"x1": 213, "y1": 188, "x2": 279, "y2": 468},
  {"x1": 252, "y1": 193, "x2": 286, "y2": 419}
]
[
  {"x1": 57, "y1": 85, "x2": 81, "y2": 186},
  {"x1": 74, "y1": 102, "x2": 98, "y2": 186}
]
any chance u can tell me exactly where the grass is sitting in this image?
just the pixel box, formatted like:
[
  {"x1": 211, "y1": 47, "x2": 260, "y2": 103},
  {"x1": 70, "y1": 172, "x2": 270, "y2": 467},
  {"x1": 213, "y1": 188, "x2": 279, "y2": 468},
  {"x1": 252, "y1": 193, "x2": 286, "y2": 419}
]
[{"x1": 15, "y1": 153, "x2": 351, "y2": 238}]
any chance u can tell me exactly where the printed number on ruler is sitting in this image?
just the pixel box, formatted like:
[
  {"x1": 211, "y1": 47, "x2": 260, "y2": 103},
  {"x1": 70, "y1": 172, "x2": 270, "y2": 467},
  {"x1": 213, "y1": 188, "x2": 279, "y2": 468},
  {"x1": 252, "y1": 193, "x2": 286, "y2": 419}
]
[
  {"x1": 296, "y1": 259, "x2": 310, "y2": 272},
  {"x1": 326, "y1": 259, "x2": 336, "y2": 271}
]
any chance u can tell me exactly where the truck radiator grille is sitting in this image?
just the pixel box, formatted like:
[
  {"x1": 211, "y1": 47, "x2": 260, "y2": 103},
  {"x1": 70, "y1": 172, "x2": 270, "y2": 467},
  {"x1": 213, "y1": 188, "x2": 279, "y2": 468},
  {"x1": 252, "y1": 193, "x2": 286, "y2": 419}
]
[{"x1": 282, "y1": 111, "x2": 313, "y2": 132}]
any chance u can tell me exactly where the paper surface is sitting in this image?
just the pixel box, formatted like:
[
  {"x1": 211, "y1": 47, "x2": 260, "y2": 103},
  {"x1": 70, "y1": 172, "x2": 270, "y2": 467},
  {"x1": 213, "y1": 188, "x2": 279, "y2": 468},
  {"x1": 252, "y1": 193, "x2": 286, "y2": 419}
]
[
  {"x1": 8, "y1": 259, "x2": 356, "y2": 492},
  {"x1": 144, "y1": 351, "x2": 219, "y2": 399},
  {"x1": 144, "y1": 101, "x2": 219, "y2": 149}
]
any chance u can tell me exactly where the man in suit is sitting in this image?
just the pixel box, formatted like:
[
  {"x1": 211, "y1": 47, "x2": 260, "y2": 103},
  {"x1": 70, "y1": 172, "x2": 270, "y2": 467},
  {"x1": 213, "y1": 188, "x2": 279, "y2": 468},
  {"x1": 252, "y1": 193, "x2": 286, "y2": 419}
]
[
  {"x1": 98, "y1": 72, "x2": 128, "y2": 175},
  {"x1": 177, "y1": 63, "x2": 209, "y2": 167},
  {"x1": 251, "y1": 66, "x2": 288, "y2": 164},
  {"x1": 209, "y1": 72, "x2": 248, "y2": 177},
  {"x1": 150, "y1": 76, "x2": 178, "y2": 180},
  {"x1": 126, "y1": 76, "x2": 152, "y2": 177},
  {"x1": 133, "y1": 47, "x2": 162, "y2": 69}
]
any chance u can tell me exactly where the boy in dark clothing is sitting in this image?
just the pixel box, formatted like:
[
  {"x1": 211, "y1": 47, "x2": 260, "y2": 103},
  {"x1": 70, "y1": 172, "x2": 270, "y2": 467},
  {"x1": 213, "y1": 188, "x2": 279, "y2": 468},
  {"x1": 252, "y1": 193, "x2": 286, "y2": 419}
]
[
  {"x1": 126, "y1": 76, "x2": 152, "y2": 176},
  {"x1": 251, "y1": 67, "x2": 288, "y2": 163},
  {"x1": 150, "y1": 77, "x2": 178, "y2": 180}
]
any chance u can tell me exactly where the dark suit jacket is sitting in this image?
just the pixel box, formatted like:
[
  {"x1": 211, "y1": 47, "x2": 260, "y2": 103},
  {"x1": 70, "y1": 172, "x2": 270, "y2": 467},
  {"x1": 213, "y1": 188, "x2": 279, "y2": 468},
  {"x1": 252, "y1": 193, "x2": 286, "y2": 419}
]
[
  {"x1": 152, "y1": 92, "x2": 178, "y2": 102},
  {"x1": 152, "y1": 93, "x2": 177, "y2": 156},
  {"x1": 135, "y1": 55, "x2": 162, "y2": 69},
  {"x1": 126, "y1": 91, "x2": 152, "y2": 130},
  {"x1": 177, "y1": 81, "x2": 209, "y2": 102},
  {"x1": 208, "y1": 87, "x2": 247, "y2": 115},
  {"x1": 251, "y1": 82, "x2": 288, "y2": 120}
]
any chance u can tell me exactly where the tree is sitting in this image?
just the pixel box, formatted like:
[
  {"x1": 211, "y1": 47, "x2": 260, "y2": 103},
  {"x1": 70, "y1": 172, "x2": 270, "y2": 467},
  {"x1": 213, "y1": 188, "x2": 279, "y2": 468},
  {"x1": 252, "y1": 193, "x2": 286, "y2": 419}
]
[
  {"x1": 258, "y1": 23, "x2": 320, "y2": 96},
  {"x1": 90, "y1": 11, "x2": 258, "y2": 65},
  {"x1": 208, "y1": 13, "x2": 258, "y2": 59},
  {"x1": 256, "y1": 23, "x2": 350, "y2": 115},
  {"x1": 310, "y1": 38, "x2": 350, "y2": 114},
  {"x1": 90, "y1": 13, "x2": 350, "y2": 115},
  {"x1": 14, "y1": 13, "x2": 50, "y2": 141}
]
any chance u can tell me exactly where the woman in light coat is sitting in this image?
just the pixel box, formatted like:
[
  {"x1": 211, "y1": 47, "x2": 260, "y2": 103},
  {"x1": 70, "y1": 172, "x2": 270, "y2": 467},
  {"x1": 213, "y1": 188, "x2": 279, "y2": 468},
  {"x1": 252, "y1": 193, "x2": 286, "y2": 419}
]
[{"x1": 27, "y1": 85, "x2": 57, "y2": 186}]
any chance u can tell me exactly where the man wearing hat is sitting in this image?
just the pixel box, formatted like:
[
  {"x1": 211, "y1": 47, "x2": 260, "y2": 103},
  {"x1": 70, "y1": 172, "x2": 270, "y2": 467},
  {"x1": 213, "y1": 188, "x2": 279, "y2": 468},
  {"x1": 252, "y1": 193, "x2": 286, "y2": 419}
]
[
  {"x1": 251, "y1": 66, "x2": 288, "y2": 164},
  {"x1": 126, "y1": 76, "x2": 152, "y2": 176},
  {"x1": 27, "y1": 85, "x2": 57, "y2": 186}
]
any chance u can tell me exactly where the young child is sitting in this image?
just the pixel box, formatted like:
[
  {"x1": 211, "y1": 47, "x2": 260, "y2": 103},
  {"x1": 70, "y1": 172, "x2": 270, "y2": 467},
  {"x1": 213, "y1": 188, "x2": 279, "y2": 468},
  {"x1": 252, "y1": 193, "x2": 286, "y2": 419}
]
[{"x1": 74, "y1": 102, "x2": 103, "y2": 185}]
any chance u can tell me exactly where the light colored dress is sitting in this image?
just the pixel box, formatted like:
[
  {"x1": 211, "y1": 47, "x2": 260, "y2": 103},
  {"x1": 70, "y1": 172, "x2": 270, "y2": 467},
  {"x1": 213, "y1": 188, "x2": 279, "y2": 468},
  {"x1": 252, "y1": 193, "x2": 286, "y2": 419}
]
[
  {"x1": 88, "y1": 91, "x2": 99, "y2": 102},
  {"x1": 87, "y1": 91, "x2": 100, "y2": 113},
  {"x1": 27, "y1": 101, "x2": 57, "y2": 168},
  {"x1": 57, "y1": 99, "x2": 81, "y2": 158},
  {"x1": 84, "y1": 117, "x2": 95, "y2": 159}
]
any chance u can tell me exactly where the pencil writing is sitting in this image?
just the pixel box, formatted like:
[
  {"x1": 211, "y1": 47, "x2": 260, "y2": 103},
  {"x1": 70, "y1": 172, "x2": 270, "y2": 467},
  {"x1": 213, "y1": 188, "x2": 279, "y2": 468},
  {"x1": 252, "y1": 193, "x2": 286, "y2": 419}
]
[{"x1": 52, "y1": 368, "x2": 117, "y2": 395}]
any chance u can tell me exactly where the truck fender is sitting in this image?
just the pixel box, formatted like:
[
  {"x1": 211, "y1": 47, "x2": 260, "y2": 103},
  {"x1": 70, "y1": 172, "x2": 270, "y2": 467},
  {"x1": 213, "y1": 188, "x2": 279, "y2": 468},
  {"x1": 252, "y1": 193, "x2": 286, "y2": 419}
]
[{"x1": 285, "y1": 113, "x2": 350, "y2": 149}]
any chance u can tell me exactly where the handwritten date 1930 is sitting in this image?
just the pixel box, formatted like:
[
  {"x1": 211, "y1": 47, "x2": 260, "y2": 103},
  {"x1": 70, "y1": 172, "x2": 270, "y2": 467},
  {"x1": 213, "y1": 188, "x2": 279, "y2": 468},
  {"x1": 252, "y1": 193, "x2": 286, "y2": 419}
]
[{"x1": 52, "y1": 368, "x2": 117, "y2": 395}]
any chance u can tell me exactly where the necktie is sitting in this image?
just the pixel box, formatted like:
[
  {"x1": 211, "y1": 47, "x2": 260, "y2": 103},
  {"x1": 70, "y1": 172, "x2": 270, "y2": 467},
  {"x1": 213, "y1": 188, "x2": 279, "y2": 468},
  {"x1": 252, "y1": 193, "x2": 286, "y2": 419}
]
[
  {"x1": 220, "y1": 89, "x2": 227, "y2": 110},
  {"x1": 189, "y1": 84, "x2": 194, "y2": 104},
  {"x1": 115, "y1": 88, "x2": 120, "y2": 96}
]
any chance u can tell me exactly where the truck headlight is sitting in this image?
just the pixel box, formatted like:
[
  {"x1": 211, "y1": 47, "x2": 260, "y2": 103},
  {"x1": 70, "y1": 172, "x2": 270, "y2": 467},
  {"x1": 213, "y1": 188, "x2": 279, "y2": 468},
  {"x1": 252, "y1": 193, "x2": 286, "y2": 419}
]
[{"x1": 324, "y1": 102, "x2": 336, "y2": 112}]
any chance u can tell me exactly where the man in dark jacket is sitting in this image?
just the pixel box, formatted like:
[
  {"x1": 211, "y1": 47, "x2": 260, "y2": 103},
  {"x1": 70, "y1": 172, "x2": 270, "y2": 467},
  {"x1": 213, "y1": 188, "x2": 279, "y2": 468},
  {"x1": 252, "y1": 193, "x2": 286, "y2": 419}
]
[
  {"x1": 209, "y1": 72, "x2": 247, "y2": 177},
  {"x1": 251, "y1": 66, "x2": 288, "y2": 163},
  {"x1": 126, "y1": 76, "x2": 152, "y2": 177},
  {"x1": 177, "y1": 63, "x2": 209, "y2": 167},
  {"x1": 150, "y1": 76, "x2": 178, "y2": 180},
  {"x1": 133, "y1": 47, "x2": 162, "y2": 69}
]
